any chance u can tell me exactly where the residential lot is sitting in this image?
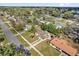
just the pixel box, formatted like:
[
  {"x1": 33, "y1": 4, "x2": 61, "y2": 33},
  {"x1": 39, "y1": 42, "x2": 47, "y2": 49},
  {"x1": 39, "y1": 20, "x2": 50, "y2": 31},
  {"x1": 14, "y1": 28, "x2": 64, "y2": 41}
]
[
  {"x1": 30, "y1": 48, "x2": 40, "y2": 56},
  {"x1": 22, "y1": 31, "x2": 39, "y2": 43},
  {"x1": 35, "y1": 41, "x2": 60, "y2": 56}
]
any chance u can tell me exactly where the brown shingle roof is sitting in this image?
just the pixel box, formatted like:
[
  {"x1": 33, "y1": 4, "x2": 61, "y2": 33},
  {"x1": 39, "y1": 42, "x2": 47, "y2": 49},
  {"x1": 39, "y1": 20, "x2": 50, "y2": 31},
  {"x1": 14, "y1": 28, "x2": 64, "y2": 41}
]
[{"x1": 50, "y1": 38, "x2": 77, "y2": 56}]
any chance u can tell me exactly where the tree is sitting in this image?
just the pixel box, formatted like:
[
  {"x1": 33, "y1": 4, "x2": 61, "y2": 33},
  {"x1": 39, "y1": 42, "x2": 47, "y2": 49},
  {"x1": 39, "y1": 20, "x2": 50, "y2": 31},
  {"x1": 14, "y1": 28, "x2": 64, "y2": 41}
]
[
  {"x1": 0, "y1": 35, "x2": 4, "y2": 43},
  {"x1": 63, "y1": 11, "x2": 74, "y2": 19},
  {"x1": 49, "y1": 8, "x2": 61, "y2": 17},
  {"x1": 29, "y1": 25, "x2": 36, "y2": 37},
  {"x1": 14, "y1": 23, "x2": 24, "y2": 31},
  {"x1": 27, "y1": 19, "x2": 32, "y2": 24},
  {"x1": 41, "y1": 23, "x2": 48, "y2": 31},
  {"x1": 41, "y1": 23, "x2": 60, "y2": 35},
  {"x1": 0, "y1": 43, "x2": 31, "y2": 56},
  {"x1": 0, "y1": 27, "x2": 5, "y2": 43}
]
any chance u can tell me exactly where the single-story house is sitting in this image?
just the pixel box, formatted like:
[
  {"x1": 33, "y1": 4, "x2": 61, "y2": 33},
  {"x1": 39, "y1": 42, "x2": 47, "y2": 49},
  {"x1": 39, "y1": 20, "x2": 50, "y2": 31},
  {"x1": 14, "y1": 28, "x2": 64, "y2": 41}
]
[{"x1": 50, "y1": 38, "x2": 77, "y2": 56}]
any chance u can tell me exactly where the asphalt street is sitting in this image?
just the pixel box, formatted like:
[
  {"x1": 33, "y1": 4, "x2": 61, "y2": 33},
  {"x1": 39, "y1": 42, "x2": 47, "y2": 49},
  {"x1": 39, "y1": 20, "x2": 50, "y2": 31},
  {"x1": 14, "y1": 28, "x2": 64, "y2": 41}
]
[{"x1": 0, "y1": 18, "x2": 21, "y2": 46}]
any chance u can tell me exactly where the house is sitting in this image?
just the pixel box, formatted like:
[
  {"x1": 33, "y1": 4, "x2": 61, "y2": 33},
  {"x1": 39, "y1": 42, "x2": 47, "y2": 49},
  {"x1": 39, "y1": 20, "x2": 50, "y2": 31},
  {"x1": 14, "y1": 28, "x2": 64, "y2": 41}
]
[
  {"x1": 35, "y1": 29, "x2": 51, "y2": 40},
  {"x1": 24, "y1": 24, "x2": 32, "y2": 31},
  {"x1": 50, "y1": 38, "x2": 77, "y2": 56},
  {"x1": 8, "y1": 16, "x2": 16, "y2": 22},
  {"x1": 0, "y1": 11, "x2": 4, "y2": 16},
  {"x1": 56, "y1": 24, "x2": 63, "y2": 29},
  {"x1": 8, "y1": 16, "x2": 24, "y2": 26}
]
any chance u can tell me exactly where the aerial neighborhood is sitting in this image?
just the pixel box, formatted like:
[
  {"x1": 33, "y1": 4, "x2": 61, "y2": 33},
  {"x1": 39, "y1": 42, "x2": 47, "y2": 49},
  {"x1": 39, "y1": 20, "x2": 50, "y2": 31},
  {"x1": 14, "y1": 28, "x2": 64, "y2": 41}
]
[{"x1": 0, "y1": 7, "x2": 79, "y2": 56}]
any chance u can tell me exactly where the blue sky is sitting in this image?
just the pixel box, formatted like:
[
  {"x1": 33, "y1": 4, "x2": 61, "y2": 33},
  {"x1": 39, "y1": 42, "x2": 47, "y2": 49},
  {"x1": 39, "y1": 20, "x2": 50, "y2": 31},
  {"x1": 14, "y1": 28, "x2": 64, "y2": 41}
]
[{"x1": 0, "y1": 3, "x2": 79, "y2": 7}]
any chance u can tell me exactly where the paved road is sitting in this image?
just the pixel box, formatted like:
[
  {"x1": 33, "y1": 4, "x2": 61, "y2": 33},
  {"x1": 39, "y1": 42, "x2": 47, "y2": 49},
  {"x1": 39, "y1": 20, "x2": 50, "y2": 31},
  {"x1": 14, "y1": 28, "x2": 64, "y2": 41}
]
[{"x1": 0, "y1": 18, "x2": 21, "y2": 46}]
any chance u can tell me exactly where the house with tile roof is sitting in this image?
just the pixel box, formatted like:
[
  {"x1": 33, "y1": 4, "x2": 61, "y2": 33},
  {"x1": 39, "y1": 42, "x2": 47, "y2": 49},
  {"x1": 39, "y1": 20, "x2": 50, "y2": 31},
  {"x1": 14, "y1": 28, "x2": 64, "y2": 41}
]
[{"x1": 50, "y1": 38, "x2": 77, "y2": 56}]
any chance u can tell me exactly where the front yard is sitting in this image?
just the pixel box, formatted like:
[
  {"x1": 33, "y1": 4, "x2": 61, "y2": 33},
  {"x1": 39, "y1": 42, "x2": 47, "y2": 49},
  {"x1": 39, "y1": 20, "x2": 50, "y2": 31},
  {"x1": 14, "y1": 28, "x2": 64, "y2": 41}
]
[
  {"x1": 22, "y1": 31, "x2": 38, "y2": 43},
  {"x1": 30, "y1": 48, "x2": 40, "y2": 56},
  {"x1": 16, "y1": 35, "x2": 29, "y2": 47}
]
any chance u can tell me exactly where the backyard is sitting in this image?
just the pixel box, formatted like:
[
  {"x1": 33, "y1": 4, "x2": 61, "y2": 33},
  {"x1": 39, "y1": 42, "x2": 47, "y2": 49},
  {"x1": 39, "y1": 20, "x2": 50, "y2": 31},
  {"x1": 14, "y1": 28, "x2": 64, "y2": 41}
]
[{"x1": 35, "y1": 41, "x2": 60, "y2": 56}]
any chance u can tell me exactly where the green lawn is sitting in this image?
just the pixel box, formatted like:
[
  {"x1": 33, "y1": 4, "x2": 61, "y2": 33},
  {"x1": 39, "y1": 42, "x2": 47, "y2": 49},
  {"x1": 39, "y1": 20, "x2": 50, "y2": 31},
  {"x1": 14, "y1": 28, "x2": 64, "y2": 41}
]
[
  {"x1": 35, "y1": 41, "x2": 60, "y2": 56},
  {"x1": 9, "y1": 28, "x2": 17, "y2": 34},
  {"x1": 30, "y1": 48, "x2": 40, "y2": 56},
  {"x1": 16, "y1": 35, "x2": 29, "y2": 47},
  {"x1": 22, "y1": 31, "x2": 38, "y2": 43}
]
